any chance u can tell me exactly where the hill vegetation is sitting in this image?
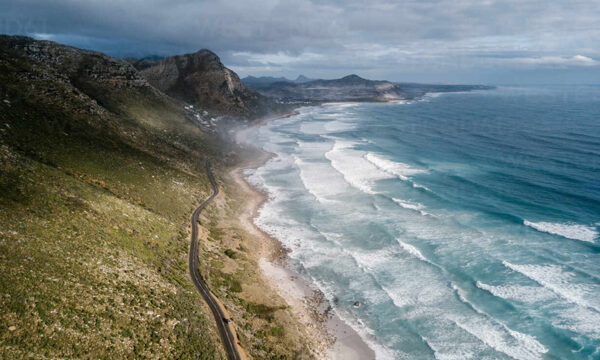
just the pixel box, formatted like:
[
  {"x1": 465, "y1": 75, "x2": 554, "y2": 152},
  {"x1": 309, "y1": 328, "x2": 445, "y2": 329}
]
[{"x1": 0, "y1": 36, "x2": 311, "y2": 359}]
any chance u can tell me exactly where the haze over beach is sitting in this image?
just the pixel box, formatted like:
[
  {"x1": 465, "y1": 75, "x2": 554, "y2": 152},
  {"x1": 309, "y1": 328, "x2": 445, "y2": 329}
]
[{"x1": 0, "y1": 1, "x2": 599, "y2": 359}]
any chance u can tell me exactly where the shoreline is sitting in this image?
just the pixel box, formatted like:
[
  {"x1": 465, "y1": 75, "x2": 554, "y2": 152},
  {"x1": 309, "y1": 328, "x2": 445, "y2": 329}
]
[{"x1": 229, "y1": 114, "x2": 376, "y2": 359}]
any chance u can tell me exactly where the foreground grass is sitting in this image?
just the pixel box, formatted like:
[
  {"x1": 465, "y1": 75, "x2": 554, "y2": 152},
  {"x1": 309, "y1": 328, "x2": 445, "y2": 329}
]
[{"x1": 0, "y1": 145, "x2": 224, "y2": 359}]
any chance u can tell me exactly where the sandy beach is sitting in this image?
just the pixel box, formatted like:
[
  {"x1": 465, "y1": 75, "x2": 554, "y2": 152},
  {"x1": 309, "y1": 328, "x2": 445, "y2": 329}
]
[{"x1": 230, "y1": 122, "x2": 376, "y2": 360}]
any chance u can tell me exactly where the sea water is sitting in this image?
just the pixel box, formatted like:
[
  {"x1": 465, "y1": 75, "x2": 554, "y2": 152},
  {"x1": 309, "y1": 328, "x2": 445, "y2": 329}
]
[{"x1": 242, "y1": 85, "x2": 600, "y2": 359}]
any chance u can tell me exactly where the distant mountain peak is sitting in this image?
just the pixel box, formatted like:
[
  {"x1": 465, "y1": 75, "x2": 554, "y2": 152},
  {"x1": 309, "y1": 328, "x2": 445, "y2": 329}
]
[
  {"x1": 341, "y1": 74, "x2": 366, "y2": 81},
  {"x1": 242, "y1": 75, "x2": 293, "y2": 89},
  {"x1": 294, "y1": 75, "x2": 312, "y2": 83}
]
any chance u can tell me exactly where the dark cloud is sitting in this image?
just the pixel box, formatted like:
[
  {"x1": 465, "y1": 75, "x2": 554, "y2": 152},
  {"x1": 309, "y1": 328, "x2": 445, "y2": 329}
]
[{"x1": 1, "y1": 0, "x2": 599, "y2": 83}]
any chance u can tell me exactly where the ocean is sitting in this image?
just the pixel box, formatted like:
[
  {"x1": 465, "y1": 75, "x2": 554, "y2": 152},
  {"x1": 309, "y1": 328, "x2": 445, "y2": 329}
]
[{"x1": 241, "y1": 85, "x2": 600, "y2": 359}]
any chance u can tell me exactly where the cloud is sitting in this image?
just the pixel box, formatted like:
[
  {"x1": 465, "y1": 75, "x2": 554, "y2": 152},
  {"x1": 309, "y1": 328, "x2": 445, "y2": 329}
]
[
  {"x1": 1, "y1": 0, "x2": 599, "y2": 83},
  {"x1": 509, "y1": 55, "x2": 598, "y2": 67},
  {"x1": 232, "y1": 51, "x2": 323, "y2": 66}
]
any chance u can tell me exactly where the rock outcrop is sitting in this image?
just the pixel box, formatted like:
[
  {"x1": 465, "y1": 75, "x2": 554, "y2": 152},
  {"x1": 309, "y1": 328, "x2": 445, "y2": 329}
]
[
  {"x1": 124, "y1": 55, "x2": 163, "y2": 71},
  {"x1": 3, "y1": 36, "x2": 149, "y2": 90},
  {"x1": 137, "y1": 50, "x2": 278, "y2": 118}
]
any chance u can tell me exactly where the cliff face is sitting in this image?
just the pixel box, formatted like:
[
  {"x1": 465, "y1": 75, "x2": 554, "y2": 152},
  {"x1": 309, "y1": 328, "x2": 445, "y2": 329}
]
[{"x1": 138, "y1": 50, "x2": 275, "y2": 118}]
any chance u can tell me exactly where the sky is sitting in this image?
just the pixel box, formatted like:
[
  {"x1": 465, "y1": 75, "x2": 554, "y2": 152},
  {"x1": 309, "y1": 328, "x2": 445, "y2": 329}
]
[{"x1": 1, "y1": 0, "x2": 599, "y2": 84}]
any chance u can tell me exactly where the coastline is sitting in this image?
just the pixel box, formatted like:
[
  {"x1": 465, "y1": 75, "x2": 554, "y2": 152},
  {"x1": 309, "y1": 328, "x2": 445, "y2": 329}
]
[{"x1": 229, "y1": 115, "x2": 376, "y2": 359}]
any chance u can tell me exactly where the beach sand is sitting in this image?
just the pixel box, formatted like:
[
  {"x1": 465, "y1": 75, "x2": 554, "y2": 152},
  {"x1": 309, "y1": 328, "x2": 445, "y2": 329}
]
[
  {"x1": 258, "y1": 259, "x2": 376, "y2": 360},
  {"x1": 229, "y1": 130, "x2": 376, "y2": 360}
]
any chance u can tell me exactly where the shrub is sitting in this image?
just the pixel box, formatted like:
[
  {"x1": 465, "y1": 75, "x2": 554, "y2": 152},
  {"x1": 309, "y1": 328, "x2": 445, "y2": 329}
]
[{"x1": 224, "y1": 249, "x2": 237, "y2": 259}]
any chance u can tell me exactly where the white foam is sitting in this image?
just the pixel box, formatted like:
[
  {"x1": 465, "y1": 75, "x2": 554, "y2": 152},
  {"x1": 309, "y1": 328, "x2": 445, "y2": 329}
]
[
  {"x1": 365, "y1": 153, "x2": 426, "y2": 181},
  {"x1": 524, "y1": 220, "x2": 597, "y2": 243},
  {"x1": 295, "y1": 139, "x2": 334, "y2": 156},
  {"x1": 420, "y1": 92, "x2": 445, "y2": 102},
  {"x1": 309, "y1": 279, "x2": 406, "y2": 360},
  {"x1": 412, "y1": 183, "x2": 432, "y2": 191},
  {"x1": 451, "y1": 284, "x2": 548, "y2": 360},
  {"x1": 551, "y1": 304, "x2": 600, "y2": 338},
  {"x1": 349, "y1": 247, "x2": 395, "y2": 272},
  {"x1": 322, "y1": 102, "x2": 360, "y2": 108},
  {"x1": 393, "y1": 199, "x2": 425, "y2": 211},
  {"x1": 397, "y1": 239, "x2": 428, "y2": 262},
  {"x1": 246, "y1": 156, "x2": 298, "y2": 202},
  {"x1": 324, "y1": 119, "x2": 357, "y2": 133},
  {"x1": 324, "y1": 139, "x2": 392, "y2": 194},
  {"x1": 294, "y1": 156, "x2": 346, "y2": 203},
  {"x1": 299, "y1": 121, "x2": 328, "y2": 135},
  {"x1": 475, "y1": 282, "x2": 556, "y2": 303},
  {"x1": 452, "y1": 319, "x2": 547, "y2": 360},
  {"x1": 392, "y1": 198, "x2": 431, "y2": 216},
  {"x1": 418, "y1": 333, "x2": 476, "y2": 360},
  {"x1": 503, "y1": 261, "x2": 600, "y2": 313},
  {"x1": 381, "y1": 285, "x2": 414, "y2": 308}
]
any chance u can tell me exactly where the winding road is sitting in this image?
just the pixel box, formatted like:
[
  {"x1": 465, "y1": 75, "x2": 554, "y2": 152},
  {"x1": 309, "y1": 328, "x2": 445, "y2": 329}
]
[{"x1": 189, "y1": 160, "x2": 242, "y2": 360}]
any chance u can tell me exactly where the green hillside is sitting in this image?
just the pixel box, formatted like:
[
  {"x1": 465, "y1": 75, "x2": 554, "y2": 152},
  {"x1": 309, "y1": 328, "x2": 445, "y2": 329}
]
[{"x1": 0, "y1": 36, "x2": 311, "y2": 359}]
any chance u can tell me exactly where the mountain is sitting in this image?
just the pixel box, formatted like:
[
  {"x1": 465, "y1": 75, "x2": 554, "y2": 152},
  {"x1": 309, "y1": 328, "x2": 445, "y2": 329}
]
[
  {"x1": 241, "y1": 74, "x2": 316, "y2": 89},
  {"x1": 0, "y1": 35, "x2": 310, "y2": 359},
  {"x1": 124, "y1": 55, "x2": 163, "y2": 70},
  {"x1": 242, "y1": 75, "x2": 292, "y2": 87},
  {"x1": 0, "y1": 36, "x2": 214, "y2": 159},
  {"x1": 249, "y1": 74, "x2": 493, "y2": 103},
  {"x1": 253, "y1": 74, "x2": 406, "y2": 102},
  {"x1": 136, "y1": 50, "x2": 283, "y2": 118},
  {"x1": 0, "y1": 34, "x2": 226, "y2": 358},
  {"x1": 294, "y1": 75, "x2": 313, "y2": 83}
]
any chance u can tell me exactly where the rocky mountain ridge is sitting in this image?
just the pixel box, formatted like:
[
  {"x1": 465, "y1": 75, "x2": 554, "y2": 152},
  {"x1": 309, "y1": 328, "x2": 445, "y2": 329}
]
[
  {"x1": 135, "y1": 50, "x2": 284, "y2": 119},
  {"x1": 0, "y1": 35, "x2": 221, "y2": 166},
  {"x1": 6, "y1": 36, "x2": 149, "y2": 89}
]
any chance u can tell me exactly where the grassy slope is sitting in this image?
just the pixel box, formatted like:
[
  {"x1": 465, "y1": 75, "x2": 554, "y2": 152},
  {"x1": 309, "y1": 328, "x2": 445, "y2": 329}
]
[
  {"x1": 0, "y1": 38, "x2": 312, "y2": 359},
  {"x1": 0, "y1": 39, "x2": 225, "y2": 359}
]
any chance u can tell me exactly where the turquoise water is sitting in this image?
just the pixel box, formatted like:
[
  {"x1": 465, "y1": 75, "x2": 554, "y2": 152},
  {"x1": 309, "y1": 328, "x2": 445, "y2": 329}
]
[{"x1": 242, "y1": 86, "x2": 600, "y2": 359}]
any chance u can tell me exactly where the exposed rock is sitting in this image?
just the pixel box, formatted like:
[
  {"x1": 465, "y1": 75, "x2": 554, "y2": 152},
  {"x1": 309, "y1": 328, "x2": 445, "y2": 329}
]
[
  {"x1": 124, "y1": 55, "x2": 163, "y2": 71},
  {"x1": 138, "y1": 50, "x2": 280, "y2": 119},
  {"x1": 3, "y1": 36, "x2": 149, "y2": 90}
]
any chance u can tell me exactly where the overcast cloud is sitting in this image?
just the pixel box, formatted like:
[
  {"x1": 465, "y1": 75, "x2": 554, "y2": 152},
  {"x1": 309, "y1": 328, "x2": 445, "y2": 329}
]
[{"x1": 1, "y1": 0, "x2": 599, "y2": 83}]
